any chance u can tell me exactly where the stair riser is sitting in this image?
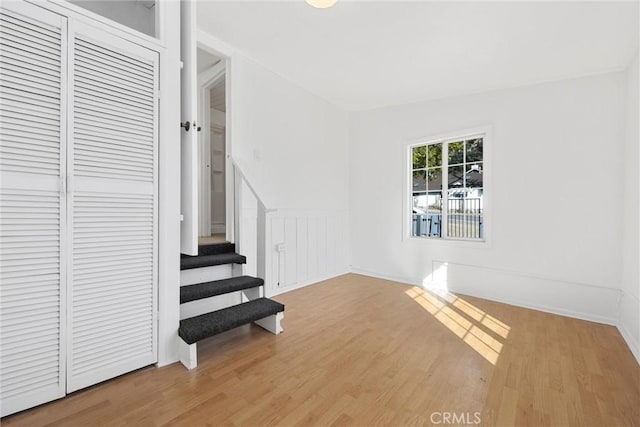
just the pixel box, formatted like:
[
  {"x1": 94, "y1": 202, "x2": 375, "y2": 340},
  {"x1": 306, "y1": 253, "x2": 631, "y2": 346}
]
[
  {"x1": 180, "y1": 291, "x2": 259, "y2": 320},
  {"x1": 180, "y1": 264, "x2": 233, "y2": 286}
]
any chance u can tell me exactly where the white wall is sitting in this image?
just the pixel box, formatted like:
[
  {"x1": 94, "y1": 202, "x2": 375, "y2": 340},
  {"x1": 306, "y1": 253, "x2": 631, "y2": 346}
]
[
  {"x1": 620, "y1": 54, "x2": 640, "y2": 363},
  {"x1": 349, "y1": 72, "x2": 627, "y2": 324},
  {"x1": 68, "y1": 1, "x2": 155, "y2": 37},
  {"x1": 231, "y1": 55, "x2": 349, "y2": 211},
  {"x1": 230, "y1": 54, "x2": 351, "y2": 290}
]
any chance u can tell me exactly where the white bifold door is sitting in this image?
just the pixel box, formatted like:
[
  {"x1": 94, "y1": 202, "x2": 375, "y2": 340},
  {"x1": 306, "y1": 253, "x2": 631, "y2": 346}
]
[
  {"x1": 0, "y1": 1, "x2": 158, "y2": 416},
  {"x1": 66, "y1": 21, "x2": 158, "y2": 393},
  {"x1": 0, "y1": 1, "x2": 68, "y2": 416}
]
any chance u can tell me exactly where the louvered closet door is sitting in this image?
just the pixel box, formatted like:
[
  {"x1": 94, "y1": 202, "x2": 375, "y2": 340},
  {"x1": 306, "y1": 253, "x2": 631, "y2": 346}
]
[
  {"x1": 0, "y1": 1, "x2": 67, "y2": 416},
  {"x1": 67, "y1": 21, "x2": 158, "y2": 392}
]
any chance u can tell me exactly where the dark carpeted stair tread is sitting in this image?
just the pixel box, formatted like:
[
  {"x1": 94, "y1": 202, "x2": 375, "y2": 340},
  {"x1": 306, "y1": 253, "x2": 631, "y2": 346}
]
[
  {"x1": 180, "y1": 252, "x2": 246, "y2": 270},
  {"x1": 180, "y1": 276, "x2": 264, "y2": 303},
  {"x1": 179, "y1": 298, "x2": 285, "y2": 344},
  {"x1": 197, "y1": 242, "x2": 235, "y2": 256}
]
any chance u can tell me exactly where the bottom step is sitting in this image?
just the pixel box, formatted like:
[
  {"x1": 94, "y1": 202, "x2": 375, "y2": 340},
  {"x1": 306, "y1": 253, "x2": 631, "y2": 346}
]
[{"x1": 178, "y1": 298, "x2": 285, "y2": 345}]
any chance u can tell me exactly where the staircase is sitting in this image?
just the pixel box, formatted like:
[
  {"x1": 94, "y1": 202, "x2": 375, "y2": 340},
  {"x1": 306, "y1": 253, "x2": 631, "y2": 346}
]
[{"x1": 178, "y1": 242, "x2": 284, "y2": 369}]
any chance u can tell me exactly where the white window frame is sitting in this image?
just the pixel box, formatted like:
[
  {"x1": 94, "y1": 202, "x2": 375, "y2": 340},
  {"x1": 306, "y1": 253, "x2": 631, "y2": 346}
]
[{"x1": 403, "y1": 126, "x2": 492, "y2": 247}]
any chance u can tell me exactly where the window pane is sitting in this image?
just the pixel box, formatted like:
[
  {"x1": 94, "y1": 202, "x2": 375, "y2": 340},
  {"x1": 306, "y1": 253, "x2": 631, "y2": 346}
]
[
  {"x1": 447, "y1": 213, "x2": 484, "y2": 239},
  {"x1": 412, "y1": 170, "x2": 426, "y2": 192},
  {"x1": 412, "y1": 192, "x2": 428, "y2": 237},
  {"x1": 427, "y1": 168, "x2": 442, "y2": 190},
  {"x1": 466, "y1": 138, "x2": 483, "y2": 163},
  {"x1": 412, "y1": 146, "x2": 426, "y2": 169},
  {"x1": 412, "y1": 192, "x2": 427, "y2": 212},
  {"x1": 448, "y1": 141, "x2": 464, "y2": 165},
  {"x1": 448, "y1": 165, "x2": 464, "y2": 188},
  {"x1": 465, "y1": 163, "x2": 483, "y2": 187},
  {"x1": 427, "y1": 191, "x2": 442, "y2": 212},
  {"x1": 446, "y1": 191, "x2": 483, "y2": 239},
  {"x1": 447, "y1": 189, "x2": 483, "y2": 212},
  {"x1": 426, "y1": 191, "x2": 442, "y2": 237},
  {"x1": 412, "y1": 192, "x2": 442, "y2": 238},
  {"x1": 428, "y1": 143, "x2": 442, "y2": 167}
]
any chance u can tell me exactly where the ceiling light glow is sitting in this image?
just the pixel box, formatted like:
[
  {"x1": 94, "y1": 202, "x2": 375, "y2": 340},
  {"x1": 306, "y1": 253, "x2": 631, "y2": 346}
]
[{"x1": 305, "y1": 0, "x2": 338, "y2": 9}]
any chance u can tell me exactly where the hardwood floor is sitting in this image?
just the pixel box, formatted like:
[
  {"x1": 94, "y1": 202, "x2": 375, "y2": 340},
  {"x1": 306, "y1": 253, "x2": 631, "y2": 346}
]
[{"x1": 3, "y1": 274, "x2": 639, "y2": 426}]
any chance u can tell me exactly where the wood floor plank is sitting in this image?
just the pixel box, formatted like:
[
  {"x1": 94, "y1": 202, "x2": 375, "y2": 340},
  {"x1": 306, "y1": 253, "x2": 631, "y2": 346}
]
[{"x1": 2, "y1": 273, "x2": 638, "y2": 426}]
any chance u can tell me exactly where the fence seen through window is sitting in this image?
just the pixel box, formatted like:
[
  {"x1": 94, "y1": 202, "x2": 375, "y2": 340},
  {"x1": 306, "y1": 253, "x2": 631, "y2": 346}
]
[{"x1": 411, "y1": 136, "x2": 484, "y2": 240}]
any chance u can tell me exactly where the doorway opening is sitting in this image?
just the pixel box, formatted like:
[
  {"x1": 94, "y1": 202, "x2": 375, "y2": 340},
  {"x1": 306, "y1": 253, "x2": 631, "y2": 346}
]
[{"x1": 196, "y1": 48, "x2": 227, "y2": 245}]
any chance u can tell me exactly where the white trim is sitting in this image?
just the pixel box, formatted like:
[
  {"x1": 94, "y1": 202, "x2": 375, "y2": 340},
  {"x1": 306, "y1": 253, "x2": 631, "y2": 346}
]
[
  {"x1": 156, "y1": 0, "x2": 180, "y2": 367},
  {"x1": 198, "y1": 82, "x2": 212, "y2": 236},
  {"x1": 617, "y1": 290, "x2": 640, "y2": 365},
  {"x1": 618, "y1": 321, "x2": 640, "y2": 365},
  {"x1": 199, "y1": 61, "x2": 225, "y2": 87},
  {"x1": 59, "y1": 3, "x2": 69, "y2": 405},
  {"x1": 403, "y1": 125, "x2": 492, "y2": 248},
  {"x1": 267, "y1": 270, "x2": 351, "y2": 297},
  {"x1": 225, "y1": 57, "x2": 235, "y2": 243},
  {"x1": 197, "y1": 29, "x2": 235, "y2": 58},
  {"x1": 449, "y1": 282, "x2": 619, "y2": 326},
  {"x1": 43, "y1": 0, "x2": 163, "y2": 48},
  {"x1": 350, "y1": 268, "x2": 620, "y2": 326}
]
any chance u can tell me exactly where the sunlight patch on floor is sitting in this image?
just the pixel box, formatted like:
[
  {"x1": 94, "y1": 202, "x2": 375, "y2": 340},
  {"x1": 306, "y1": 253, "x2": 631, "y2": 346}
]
[{"x1": 405, "y1": 286, "x2": 510, "y2": 365}]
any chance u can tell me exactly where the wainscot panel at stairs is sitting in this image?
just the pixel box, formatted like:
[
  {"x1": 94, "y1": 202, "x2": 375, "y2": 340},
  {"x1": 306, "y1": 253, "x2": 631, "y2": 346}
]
[{"x1": 178, "y1": 243, "x2": 284, "y2": 369}]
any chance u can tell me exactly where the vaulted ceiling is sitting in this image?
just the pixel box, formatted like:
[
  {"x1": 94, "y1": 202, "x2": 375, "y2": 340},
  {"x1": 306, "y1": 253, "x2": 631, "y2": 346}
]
[{"x1": 197, "y1": 1, "x2": 639, "y2": 111}]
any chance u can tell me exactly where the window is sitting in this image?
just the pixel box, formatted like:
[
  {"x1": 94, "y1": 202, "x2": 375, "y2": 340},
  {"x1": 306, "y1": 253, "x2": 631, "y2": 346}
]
[{"x1": 409, "y1": 133, "x2": 485, "y2": 241}]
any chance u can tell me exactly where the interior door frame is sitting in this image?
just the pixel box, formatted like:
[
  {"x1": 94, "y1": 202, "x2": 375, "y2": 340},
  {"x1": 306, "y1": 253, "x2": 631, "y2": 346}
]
[
  {"x1": 196, "y1": 32, "x2": 235, "y2": 244},
  {"x1": 197, "y1": 62, "x2": 225, "y2": 238}
]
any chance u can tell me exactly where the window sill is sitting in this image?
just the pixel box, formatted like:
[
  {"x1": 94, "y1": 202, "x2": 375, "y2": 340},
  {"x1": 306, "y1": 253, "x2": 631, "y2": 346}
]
[{"x1": 405, "y1": 235, "x2": 491, "y2": 249}]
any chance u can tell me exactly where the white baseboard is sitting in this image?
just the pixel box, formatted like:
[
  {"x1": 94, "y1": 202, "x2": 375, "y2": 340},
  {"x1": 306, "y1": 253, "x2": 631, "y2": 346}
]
[
  {"x1": 618, "y1": 321, "x2": 640, "y2": 365},
  {"x1": 453, "y1": 286, "x2": 618, "y2": 326},
  {"x1": 267, "y1": 269, "x2": 350, "y2": 297},
  {"x1": 617, "y1": 291, "x2": 640, "y2": 365},
  {"x1": 350, "y1": 267, "x2": 422, "y2": 288},
  {"x1": 156, "y1": 359, "x2": 178, "y2": 368},
  {"x1": 350, "y1": 266, "x2": 619, "y2": 326}
]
